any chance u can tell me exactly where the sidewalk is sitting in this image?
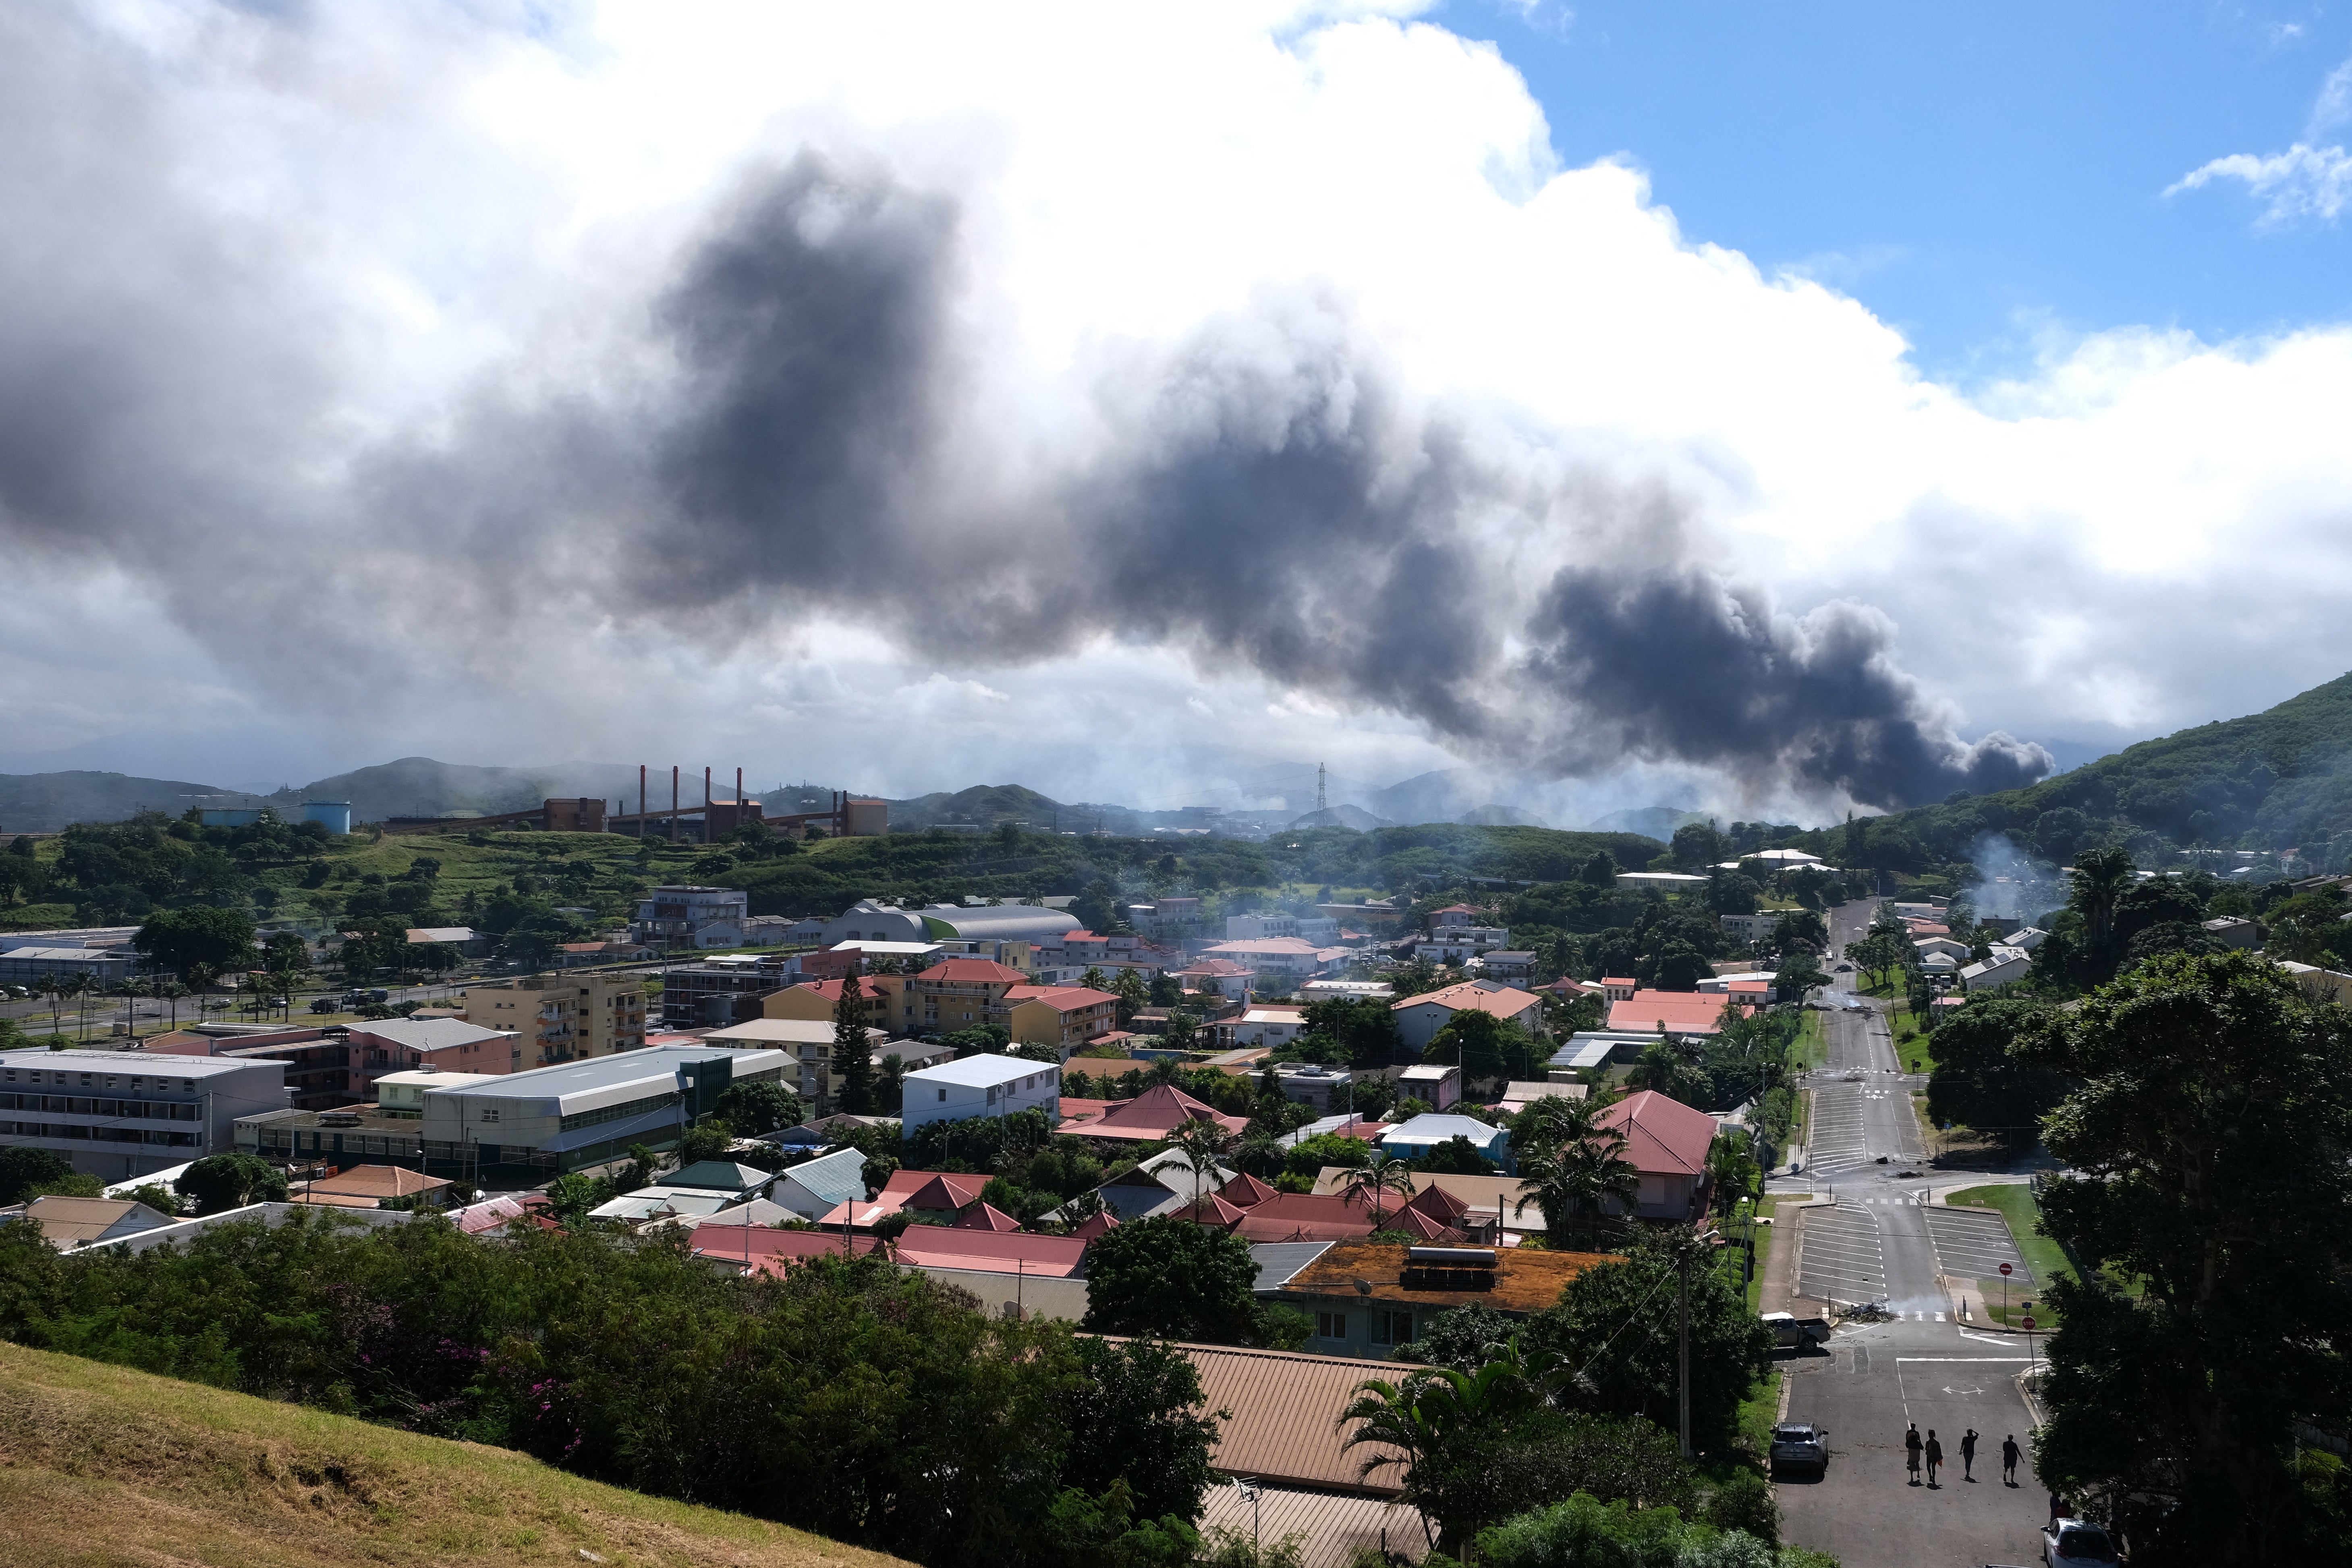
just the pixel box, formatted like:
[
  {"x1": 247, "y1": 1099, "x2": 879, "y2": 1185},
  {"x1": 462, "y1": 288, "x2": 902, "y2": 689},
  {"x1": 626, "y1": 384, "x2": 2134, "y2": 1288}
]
[{"x1": 1761, "y1": 1193, "x2": 1835, "y2": 1319}]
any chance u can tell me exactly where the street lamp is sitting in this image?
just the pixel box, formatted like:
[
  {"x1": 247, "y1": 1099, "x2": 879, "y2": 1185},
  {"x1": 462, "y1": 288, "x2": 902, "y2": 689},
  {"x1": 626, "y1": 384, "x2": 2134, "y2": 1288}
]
[
  {"x1": 1232, "y1": 1478, "x2": 1261, "y2": 1556},
  {"x1": 1680, "y1": 1228, "x2": 1723, "y2": 1459}
]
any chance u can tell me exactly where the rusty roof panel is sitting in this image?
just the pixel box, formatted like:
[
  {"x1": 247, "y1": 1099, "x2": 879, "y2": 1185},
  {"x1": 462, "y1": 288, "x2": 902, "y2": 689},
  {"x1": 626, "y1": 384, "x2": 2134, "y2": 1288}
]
[{"x1": 1278, "y1": 1241, "x2": 1618, "y2": 1314}]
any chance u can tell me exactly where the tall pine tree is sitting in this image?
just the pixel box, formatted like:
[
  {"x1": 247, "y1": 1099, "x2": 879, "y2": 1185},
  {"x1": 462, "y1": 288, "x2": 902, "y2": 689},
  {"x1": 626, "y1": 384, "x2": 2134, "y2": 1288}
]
[{"x1": 834, "y1": 969, "x2": 875, "y2": 1114}]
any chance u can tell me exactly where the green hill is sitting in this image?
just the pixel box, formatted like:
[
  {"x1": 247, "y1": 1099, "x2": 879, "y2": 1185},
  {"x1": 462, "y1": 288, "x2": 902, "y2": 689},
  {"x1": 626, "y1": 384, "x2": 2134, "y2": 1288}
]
[
  {"x1": 0, "y1": 769, "x2": 233, "y2": 834},
  {"x1": 1850, "y1": 671, "x2": 2352, "y2": 872},
  {"x1": 0, "y1": 1341, "x2": 909, "y2": 1568}
]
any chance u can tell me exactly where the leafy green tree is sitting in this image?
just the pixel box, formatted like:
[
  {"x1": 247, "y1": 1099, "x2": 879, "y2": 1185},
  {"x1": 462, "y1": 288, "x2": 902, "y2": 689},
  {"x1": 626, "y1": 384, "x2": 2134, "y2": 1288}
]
[
  {"x1": 1395, "y1": 1300, "x2": 1518, "y2": 1371},
  {"x1": 1410, "y1": 1135, "x2": 1495, "y2": 1175},
  {"x1": 1301, "y1": 996, "x2": 1406, "y2": 1066},
  {"x1": 1425, "y1": 1009, "x2": 1537, "y2": 1089},
  {"x1": 0, "y1": 1148, "x2": 75, "y2": 1205},
  {"x1": 2018, "y1": 950, "x2": 2352, "y2": 1563},
  {"x1": 677, "y1": 1122, "x2": 736, "y2": 1166},
  {"x1": 1081, "y1": 1216, "x2": 1260, "y2": 1343},
  {"x1": 835, "y1": 970, "x2": 875, "y2": 1113},
  {"x1": 1060, "y1": 1336, "x2": 1222, "y2": 1525},
  {"x1": 712, "y1": 1080, "x2": 803, "y2": 1137},
  {"x1": 1624, "y1": 1041, "x2": 1710, "y2": 1108},
  {"x1": 1771, "y1": 949, "x2": 1827, "y2": 1003},
  {"x1": 134, "y1": 905, "x2": 257, "y2": 982},
  {"x1": 176, "y1": 1152, "x2": 290, "y2": 1215},
  {"x1": 1526, "y1": 1232, "x2": 1773, "y2": 1450},
  {"x1": 1924, "y1": 998, "x2": 2066, "y2": 1148},
  {"x1": 1112, "y1": 968, "x2": 1149, "y2": 1026}
]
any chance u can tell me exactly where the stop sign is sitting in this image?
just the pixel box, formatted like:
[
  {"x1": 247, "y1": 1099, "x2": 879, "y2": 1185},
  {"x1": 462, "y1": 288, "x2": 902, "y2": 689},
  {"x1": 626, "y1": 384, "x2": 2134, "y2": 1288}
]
[
  {"x1": 1999, "y1": 1263, "x2": 2013, "y2": 1276},
  {"x1": 2021, "y1": 1316, "x2": 2035, "y2": 1331}
]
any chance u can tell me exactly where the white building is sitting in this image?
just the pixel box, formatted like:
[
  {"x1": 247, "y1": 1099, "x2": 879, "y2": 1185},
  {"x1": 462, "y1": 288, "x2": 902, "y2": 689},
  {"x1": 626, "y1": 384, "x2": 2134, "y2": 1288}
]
[
  {"x1": 898, "y1": 1053, "x2": 1062, "y2": 1134},
  {"x1": 1199, "y1": 937, "x2": 1330, "y2": 978},
  {"x1": 1420, "y1": 926, "x2": 1510, "y2": 964},
  {"x1": 1960, "y1": 945, "x2": 2031, "y2": 993},
  {"x1": 1396, "y1": 1062, "x2": 1462, "y2": 1112},
  {"x1": 1230, "y1": 1005, "x2": 1307, "y2": 1049},
  {"x1": 1224, "y1": 913, "x2": 1341, "y2": 944},
  {"x1": 1718, "y1": 912, "x2": 1780, "y2": 945},
  {"x1": 1, "y1": 1048, "x2": 289, "y2": 1180}
]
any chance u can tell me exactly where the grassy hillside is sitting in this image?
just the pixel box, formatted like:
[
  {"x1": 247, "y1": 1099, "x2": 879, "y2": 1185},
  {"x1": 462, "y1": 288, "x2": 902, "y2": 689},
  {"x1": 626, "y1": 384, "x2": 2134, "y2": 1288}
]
[{"x1": 0, "y1": 1341, "x2": 908, "y2": 1568}]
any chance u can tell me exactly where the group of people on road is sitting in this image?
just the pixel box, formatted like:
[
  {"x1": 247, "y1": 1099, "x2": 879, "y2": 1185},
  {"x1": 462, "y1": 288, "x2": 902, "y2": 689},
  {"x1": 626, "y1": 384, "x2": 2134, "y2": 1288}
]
[{"x1": 1904, "y1": 1424, "x2": 2022, "y2": 1489}]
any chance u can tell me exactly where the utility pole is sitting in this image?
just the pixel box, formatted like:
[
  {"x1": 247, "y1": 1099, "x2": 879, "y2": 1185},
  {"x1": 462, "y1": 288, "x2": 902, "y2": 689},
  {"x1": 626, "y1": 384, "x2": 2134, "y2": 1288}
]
[
  {"x1": 1317, "y1": 763, "x2": 1327, "y2": 814},
  {"x1": 1679, "y1": 1229, "x2": 1721, "y2": 1459},
  {"x1": 670, "y1": 766, "x2": 680, "y2": 842}
]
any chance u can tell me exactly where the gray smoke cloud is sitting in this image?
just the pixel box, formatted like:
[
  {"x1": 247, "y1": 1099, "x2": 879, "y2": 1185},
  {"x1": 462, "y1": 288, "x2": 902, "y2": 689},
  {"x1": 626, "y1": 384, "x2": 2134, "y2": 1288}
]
[
  {"x1": 615, "y1": 155, "x2": 2050, "y2": 809},
  {"x1": 0, "y1": 3, "x2": 2050, "y2": 811}
]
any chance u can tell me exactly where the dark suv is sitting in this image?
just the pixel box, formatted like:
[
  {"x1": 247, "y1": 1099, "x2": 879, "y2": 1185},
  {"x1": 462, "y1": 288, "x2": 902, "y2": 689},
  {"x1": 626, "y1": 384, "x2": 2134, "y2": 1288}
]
[{"x1": 1769, "y1": 1422, "x2": 1829, "y2": 1479}]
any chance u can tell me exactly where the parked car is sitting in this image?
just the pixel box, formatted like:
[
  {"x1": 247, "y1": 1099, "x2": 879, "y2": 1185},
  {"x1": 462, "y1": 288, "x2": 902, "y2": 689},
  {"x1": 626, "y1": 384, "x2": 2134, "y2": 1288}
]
[
  {"x1": 2043, "y1": 1518, "x2": 2120, "y2": 1566},
  {"x1": 1768, "y1": 1421, "x2": 1829, "y2": 1479},
  {"x1": 1762, "y1": 1312, "x2": 1832, "y2": 1350}
]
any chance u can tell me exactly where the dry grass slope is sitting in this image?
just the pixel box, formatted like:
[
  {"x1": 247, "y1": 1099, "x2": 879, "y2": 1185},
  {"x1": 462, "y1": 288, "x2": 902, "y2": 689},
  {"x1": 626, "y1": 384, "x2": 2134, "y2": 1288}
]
[{"x1": 0, "y1": 1344, "x2": 911, "y2": 1568}]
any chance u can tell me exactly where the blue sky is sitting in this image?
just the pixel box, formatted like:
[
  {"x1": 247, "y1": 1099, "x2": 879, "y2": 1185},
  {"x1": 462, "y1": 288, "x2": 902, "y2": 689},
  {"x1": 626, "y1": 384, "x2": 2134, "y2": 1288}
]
[{"x1": 1457, "y1": 1, "x2": 2352, "y2": 380}]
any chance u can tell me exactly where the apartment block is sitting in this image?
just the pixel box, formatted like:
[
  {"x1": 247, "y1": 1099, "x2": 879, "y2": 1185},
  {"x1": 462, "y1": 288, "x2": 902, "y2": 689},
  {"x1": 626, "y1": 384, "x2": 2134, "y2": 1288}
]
[{"x1": 462, "y1": 973, "x2": 647, "y2": 1069}]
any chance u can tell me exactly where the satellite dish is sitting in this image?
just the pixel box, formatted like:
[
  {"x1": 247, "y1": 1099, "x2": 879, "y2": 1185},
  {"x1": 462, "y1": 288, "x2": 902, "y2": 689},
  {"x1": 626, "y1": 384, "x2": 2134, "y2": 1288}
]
[{"x1": 1354, "y1": 1279, "x2": 1373, "y2": 1296}]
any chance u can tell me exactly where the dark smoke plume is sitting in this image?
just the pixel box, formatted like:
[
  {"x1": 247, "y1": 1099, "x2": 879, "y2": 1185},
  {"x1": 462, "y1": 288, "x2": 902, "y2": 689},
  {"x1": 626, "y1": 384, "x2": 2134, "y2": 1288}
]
[
  {"x1": 629, "y1": 156, "x2": 2048, "y2": 809},
  {"x1": 0, "y1": 6, "x2": 2049, "y2": 816}
]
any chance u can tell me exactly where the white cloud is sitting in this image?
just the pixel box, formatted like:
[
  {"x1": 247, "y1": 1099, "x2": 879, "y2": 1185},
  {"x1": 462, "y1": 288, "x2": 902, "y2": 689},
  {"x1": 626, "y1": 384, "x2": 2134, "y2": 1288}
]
[
  {"x1": 4, "y1": 2, "x2": 2352, "y2": 818},
  {"x1": 2166, "y1": 51, "x2": 2352, "y2": 224}
]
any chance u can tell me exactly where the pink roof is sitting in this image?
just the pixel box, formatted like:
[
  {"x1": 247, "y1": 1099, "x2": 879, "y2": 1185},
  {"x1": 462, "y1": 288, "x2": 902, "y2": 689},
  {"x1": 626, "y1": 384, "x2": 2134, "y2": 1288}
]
[
  {"x1": 916, "y1": 958, "x2": 1027, "y2": 983},
  {"x1": 689, "y1": 1228, "x2": 886, "y2": 1273},
  {"x1": 890, "y1": 1226, "x2": 1089, "y2": 1277},
  {"x1": 1389, "y1": 981, "x2": 1543, "y2": 1020},
  {"x1": 1069, "y1": 1211, "x2": 1121, "y2": 1240},
  {"x1": 1594, "y1": 1089, "x2": 1718, "y2": 1178},
  {"x1": 1079, "y1": 1083, "x2": 1250, "y2": 1140},
  {"x1": 1607, "y1": 989, "x2": 1745, "y2": 1035},
  {"x1": 1004, "y1": 985, "x2": 1121, "y2": 1008},
  {"x1": 1602, "y1": 976, "x2": 1637, "y2": 987},
  {"x1": 958, "y1": 1202, "x2": 1023, "y2": 1232}
]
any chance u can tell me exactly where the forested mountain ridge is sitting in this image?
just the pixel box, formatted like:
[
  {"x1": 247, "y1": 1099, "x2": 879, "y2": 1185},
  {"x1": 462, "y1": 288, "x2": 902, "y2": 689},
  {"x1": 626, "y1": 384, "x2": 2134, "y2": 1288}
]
[{"x1": 1749, "y1": 672, "x2": 2352, "y2": 878}]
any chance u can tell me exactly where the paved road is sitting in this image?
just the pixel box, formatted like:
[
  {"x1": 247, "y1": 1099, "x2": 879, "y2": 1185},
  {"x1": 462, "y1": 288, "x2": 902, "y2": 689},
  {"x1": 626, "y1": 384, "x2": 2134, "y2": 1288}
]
[{"x1": 1771, "y1": 949, "x2": 2056, "y2": 1568}]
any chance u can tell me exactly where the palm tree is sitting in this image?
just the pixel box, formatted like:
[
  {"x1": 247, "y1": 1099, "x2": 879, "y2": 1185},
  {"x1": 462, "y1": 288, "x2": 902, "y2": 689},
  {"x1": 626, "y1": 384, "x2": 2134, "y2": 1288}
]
[
  {"x1": 1515, "y1": 1114, "x2": 1639, "y2": 1251},
  {"x1": 1341, "y1": 1150, "x2": 1419, "y2": 1228},
  {"x1": 161, "y1": 980, "x2": 189, "y2": 1030},
  {"x1": 35, "y1": 972, "x2": 65, "y2": 1037},
  {"x1": 2069, "y1": 847, "x2": 2136, "y2": 954},
  {"x1": 1166, "y1": 1116, "x2": 1233, "y2": 1220},
  {"x1": 1341, "y1": 1346, "x2": 1564, "y2": 1552},
  {"x1": 1626, "y1": 1040, "x2": 1707, "y2": 1105}
]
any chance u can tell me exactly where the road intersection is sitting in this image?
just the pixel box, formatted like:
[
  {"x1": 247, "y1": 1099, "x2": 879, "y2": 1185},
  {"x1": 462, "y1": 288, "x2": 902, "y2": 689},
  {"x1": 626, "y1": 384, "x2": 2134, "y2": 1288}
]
[{"x1": 1769, "y1": 898, "x2": 2053, "y2": 1568}]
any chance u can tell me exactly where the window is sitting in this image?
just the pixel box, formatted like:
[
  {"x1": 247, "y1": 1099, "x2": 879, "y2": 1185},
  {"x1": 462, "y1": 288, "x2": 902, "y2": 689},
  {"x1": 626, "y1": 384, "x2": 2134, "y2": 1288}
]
[
  {"x1": 1370, "y1": 1310, "x2": 1414, "y2": 1346},
  {"x1": 938, "y1": 1089, "x2": 948, "y2": 1102},
  {"x1": 1316, "y1": 1311, "x2": 1346, "y2": 1339}
]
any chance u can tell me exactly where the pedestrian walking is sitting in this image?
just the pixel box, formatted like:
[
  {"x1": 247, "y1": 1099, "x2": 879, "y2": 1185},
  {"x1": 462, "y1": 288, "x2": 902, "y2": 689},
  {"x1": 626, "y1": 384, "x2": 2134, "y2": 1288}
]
[
  {"x1": 2001, "y1": 1434, "x2": 2021, "y2": 1486},
  {"x1": 1961, "y1": 1429, "x2": 1979, "y2": 1482},
  {"x1": 1925, "y1": 1431, "x2": 1943, "y2": 1488},
  {"x1": 1904, "y1": 1423, "x2": 1923, "y2": 1485}
]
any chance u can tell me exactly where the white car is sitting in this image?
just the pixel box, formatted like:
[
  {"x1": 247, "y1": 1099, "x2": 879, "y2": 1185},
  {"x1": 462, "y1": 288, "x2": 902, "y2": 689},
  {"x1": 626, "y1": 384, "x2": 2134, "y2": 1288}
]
[{"x1": 2043, "y1": 1518, "x2": 2120, "y2": 1566}]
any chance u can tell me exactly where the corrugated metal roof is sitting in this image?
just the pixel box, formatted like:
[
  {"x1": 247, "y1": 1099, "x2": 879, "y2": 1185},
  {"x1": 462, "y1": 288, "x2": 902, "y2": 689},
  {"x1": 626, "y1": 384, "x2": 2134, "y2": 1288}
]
[
  {"x1": 1249, "y1": 1241, "x2": 1334, "y2": 1292},
  {"x1": 1162, "y1": 1343, "x2": 1406, "y2": 1493},
  {"x1": 1199, "y1": 1483, "x2": 1429, "y2": 1568}
]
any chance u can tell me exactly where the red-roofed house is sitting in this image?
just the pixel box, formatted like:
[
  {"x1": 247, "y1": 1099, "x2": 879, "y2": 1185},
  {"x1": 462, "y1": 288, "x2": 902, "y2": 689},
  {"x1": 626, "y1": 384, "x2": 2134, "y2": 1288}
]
[
  {"x1": 1173, "y1": 957, "x2": 1258, "y2": 999},
  {"x1": 890, "y1": 1225, "x2": 1090, "y2": 1278},
  {"x1": 820, "y1": 1168, "x2": 988, "y2": 1230},
  {"x1": 1593, "y1": 1089, "x2": 1718, "y2": 1221},
  {"x1": 690, "y1": 1226, "x2": 888, "y2": 1276},
  {"x1": 1389, "y1": 981, "x2": 1547, "y2": 1052},
  {"x1": 1601, "y1": 977, "x2": 1637, "y2": 1001},
  {"x1": 1074, "y1": 1083, "x2": 1250, "y2": 1143},
  {"x1": 957, "y1": 1202, "x2": 1023, "y2": 1232}
]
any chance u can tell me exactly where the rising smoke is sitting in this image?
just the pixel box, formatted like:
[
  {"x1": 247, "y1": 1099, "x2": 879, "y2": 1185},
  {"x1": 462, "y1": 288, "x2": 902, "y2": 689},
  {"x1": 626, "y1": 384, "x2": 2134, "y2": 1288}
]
[{"x1": 0, "y1": 8, "x2": 2051, "y2": 811}]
